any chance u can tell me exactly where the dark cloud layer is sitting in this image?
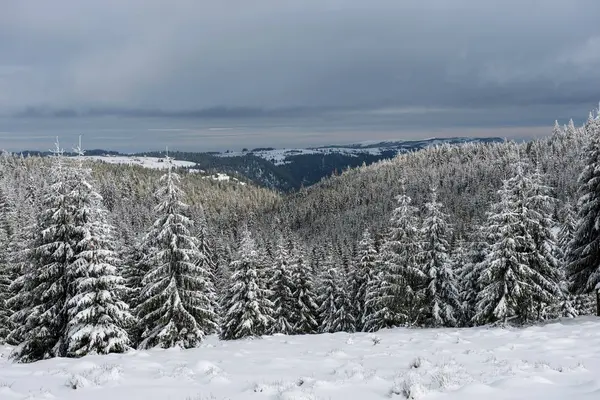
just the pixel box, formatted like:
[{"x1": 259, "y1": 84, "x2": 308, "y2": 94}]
[{"x1": 1, "y1": 0, "x2": 599, "y2": 149}]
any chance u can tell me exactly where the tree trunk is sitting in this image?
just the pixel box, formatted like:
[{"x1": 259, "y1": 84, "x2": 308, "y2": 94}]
[{"x1": 596, "y1": 290, "x2": 600, "y2": 317}]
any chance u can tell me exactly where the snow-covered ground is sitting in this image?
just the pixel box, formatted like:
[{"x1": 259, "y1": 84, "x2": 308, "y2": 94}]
[
  {"x1": 82, "y1": 155, "x2": 197, "y2": 170},
  {"x1": 204, "y1": 173, "x2": 246, "y2": 185},
  {"x1": 1, "y1": 318, "x2": 600, "y2": 399}
]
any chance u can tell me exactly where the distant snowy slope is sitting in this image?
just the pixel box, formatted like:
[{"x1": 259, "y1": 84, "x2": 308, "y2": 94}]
[
  {"x1": 219, "y1": 147, "x2": 383, "y2": 165},
  {"x1": 1, "y1": 317, "x2": 599, "y2": 399},
  {"x1": 217, "y1": 137, "x2": 502, "y2": 166},
  {"x1": 82, "y1": 155, "x2": 197, "y2": 169}
]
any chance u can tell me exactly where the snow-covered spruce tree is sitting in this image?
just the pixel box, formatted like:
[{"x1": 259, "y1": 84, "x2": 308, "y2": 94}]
[
  {"x1": 194, "y1": 209, "x2": 220, "y2": 336},
  {"x1": 291, "y1": 246, "x2": 319, "y2": 335},
  {"x1": 350, "y1": 228, "x2": 378, "y2": 331},
  {"x1": 551, "y1": 268, "x2": 578, "y2": 319},
  {"x1": 317, "y1": 251, "x2": 356, "y2": 334},
  {"x1": 525, "y1": 164, "x2": 561, "y2": 319},
  {"x1": 121, "y1": 241, "x2": 150, "y2": 310},
  {"x1": 317, "y1": 256, "x2": 338, "y2": 333},
  {"x1": 474, "y1": 163, "x2": 560, "y2": 325},
  {"x1": 256, "y1": 237, "x2": 276, "y2": 334},
  {"x1": 567, "y1": 112, "x2": 600, "y2": 316},
  {"x1": 417, "y1": 186, "x2": 460, "y2": 327},
  {"x1": 63, "y1": 145, "x2": 134, "y2": 357},
  {"x1": 0, "y1": 194, "x2": 10, "y2": 342},
  {"x1": 3, "y1": 178, "x2": 39, "y2": 346},
  {"x1": 220, "y1": 228, "x2": 274, "y2": 340},
  {"x1": 457, "y1": 228, "x2": 488, "y2": 326},
  {"x1": 8, "y1": 141, "x2": 78, "y2": 362},
  {"x1": 213, "y1": 236, "x2": 233, "y2": 294},
  {"x1": 332, "y1": 275, "x2": 356, "y2": 333},
  {"x1": 268, "y1": 234, "x2": 296, "y2": 334},
  {"x1": 555, "y1": 201, "x2": 586, "y2": 316},
  {"x1": 136, "y1": 156, "x2": 218, "y2": 349},
  {"x1": 473, "y1": 181, "x2": 525, "y2": 325},
  {"x1": 363, "y1": 184, "x2": 424, "y2": 331}
]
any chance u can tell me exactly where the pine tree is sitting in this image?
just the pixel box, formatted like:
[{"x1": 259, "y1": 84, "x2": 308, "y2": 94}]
[
  {"x1": 120, "y1": 239, "x2": 153, "y2": 347},
  {"x1": 475, "y1": 163, "x2": 560, "y2": 325},
  {"x1": 474, "y1": 181, "x2": 527, "y2": 325},
  {"x1": 121, "y1": 241, "x2": 150, "y2": 309},
  {"x1": 0, "y1": 197, "x2": 10, "y2": 342},
  {"x1": 363, "y1": 184, "x2": 424, "y2": 331},
  {"x1": 331, "y1": 275, "x2": 356, "y2": 333},
  {"x1": 194, "y1": 210, "x2": 220, "y2": 336},
  {"x1": 551, "y1": 269, "x2": 578, "y2": 319},
  {"x1": 351, "y1": 229, "x2": 377, "y2": 331},
  {"x1": 567, "y1": 112, "x2": 600, "y2": 316},
  {"x1": 291, "y1": 246, "x2": 319, "y2": 335},
  {"x1": 136, "y1": 155, "x2": 218, "y2": 349},
  {"x1": 317, "y1": 257, "x2": 338, "y2": 333},
  {"x1": 8, "y1": 141, "x2": 77, "y2": 361},
  {"x1": 458, "y1": 228, "x2": 488, "y2": 326},
  {"x1": 555, "y1": 201, "x2": 586, "y2": 316},
  {"x1": 63, "y1": 145, "x2": 133, "y2": 356},
  {"x1": 525, "y1": 165, "x2": 561, "y2": 319},
  {"x1": 418, "y1": 186, "x2": 460, "y2": 327},
  {"x1": 3, "y1": 176, "x2": 39, "y2": 346},
  {"x1": 220, "y1": 228, "x2": 273, "y2": 340},
  {"x1": 268, "y1": 234, "x2": 295, "y2": 334},
  {"x1": 558, "y1": 201, "x2": 577, "y2": 263}
]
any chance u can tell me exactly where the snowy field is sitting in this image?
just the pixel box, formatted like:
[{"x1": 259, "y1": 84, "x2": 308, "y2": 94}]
[
  {"x1": 82, "y1": 155, "x2": 197, "y2": 170},
  {"x1": 1, "y1": 318, "x2": 600, "y2": 399}
]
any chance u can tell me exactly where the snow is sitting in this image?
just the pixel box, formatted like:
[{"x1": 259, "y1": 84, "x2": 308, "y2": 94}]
[
  {"x1": 2, "y1": 317, "x2": 600, "y2": 399},
  {"x1": 203, "y1": 173, "x2": 246, "y2": 185},
  {"x1": 215, "y1": 138, "x2": 498, "y2": 166},
  {"x1": 218, "y1": 147, "x2": 384, "y2": 166},
  {"x1": 81, "y1": 155, "x2": 197, "y2": 170}
]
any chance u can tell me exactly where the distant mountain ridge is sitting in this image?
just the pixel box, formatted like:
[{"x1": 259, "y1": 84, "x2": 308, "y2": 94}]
[{"x1": 17, "y1": 136, "x2": 503, "y2": 191}]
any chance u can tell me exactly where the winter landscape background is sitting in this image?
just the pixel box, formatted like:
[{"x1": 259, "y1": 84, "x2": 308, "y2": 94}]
[
  {"x1": 1, "y1": 112, "x2": 600, "y2": 399},
  {"x1": 4, "y1": 1, "x2": 600, "y2": 399}
]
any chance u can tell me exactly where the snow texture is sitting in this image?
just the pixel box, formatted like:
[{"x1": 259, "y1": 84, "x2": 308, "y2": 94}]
[{"x1": 1, "y1": 318, "x2": 600, "y2": 399}]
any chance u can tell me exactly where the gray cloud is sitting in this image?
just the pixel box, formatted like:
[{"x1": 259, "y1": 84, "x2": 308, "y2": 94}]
[{"x1": 1, "y1": 0, "x2": 599, "y2": 146}]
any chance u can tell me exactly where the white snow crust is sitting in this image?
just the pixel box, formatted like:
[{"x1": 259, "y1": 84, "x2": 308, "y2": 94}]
[{"x1": 1, "y1": 317, "x2": 600, "y2": 399}]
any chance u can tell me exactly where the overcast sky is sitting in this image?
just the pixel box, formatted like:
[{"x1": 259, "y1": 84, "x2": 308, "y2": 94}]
[{"x1": 1, "y1": 0, "x2": 599, "y2": 151}]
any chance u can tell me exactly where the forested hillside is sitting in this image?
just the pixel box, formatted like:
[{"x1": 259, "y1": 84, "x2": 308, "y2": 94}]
[
  {"x1": 0, "y1": 111, "x2": 599, "y2": 363},
  {"x1": 273, "y1": 120, "x2": 584, "y2": 249}
]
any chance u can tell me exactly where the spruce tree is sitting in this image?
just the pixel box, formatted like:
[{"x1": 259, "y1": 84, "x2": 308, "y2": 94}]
[
  {"x1": 474, "y1": 181, "x2": 527, "y2": 325},
  {"x1": 136, "y1": 156, "x2": 218, "y2": 349},
  {"x1": 475, "y1": 164, "x2": 560, "y2": 325},
  {"x1": 317, "y1": 257, "x2": 338, "y2": 333},
  {"x1": 351, "y1": 229, "x2": 377, "y2": 331},
  {"x1": 458, "y1": 228, "x2": 488, "y2": 326},
  {"x1": 556, "y1": 201, "x2": 585, "y2": 316},
  {"x1": 418, "y1": 186, "x2": 460, "y2": 327},
  {"x1": 0, "y1": 202, "x2": 10, "y2": 342},
  {"x1": 194, "y1": 210, "x2": 220, "y2": 335},
  {"x1": 331, "y1": 275, "x2": 356, "y2": 333},
  {"x1": 567, "y1": 111, "x2": 600, "y2": 315},
  {"x1": 4, "y1": 177, "x2": 39, "y2": 346},
  {"x1": 363, "y1": 185, "x2": 424, "y2": 331},
  {"x1": 525, "y1": 165, "x2": 561, "y2": 319},
  {"x1": 63, "y1": 146, "x2": 133, "y2": 356},
  {"x1": 558, "y1": 202, "x2": 577, "y2": 261},
  {"x1": 268, "y1": 234, "x2": 296, "y2": 334},
  {"x1": 220, "y1": 228, "x2": 273, "y2": 340},
  {"x1": 291, "y1": 246, "x2": 319, "y2": 334},
  {"x1": 8, "y1": 142, "x2": 77, "y2": 361}
]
